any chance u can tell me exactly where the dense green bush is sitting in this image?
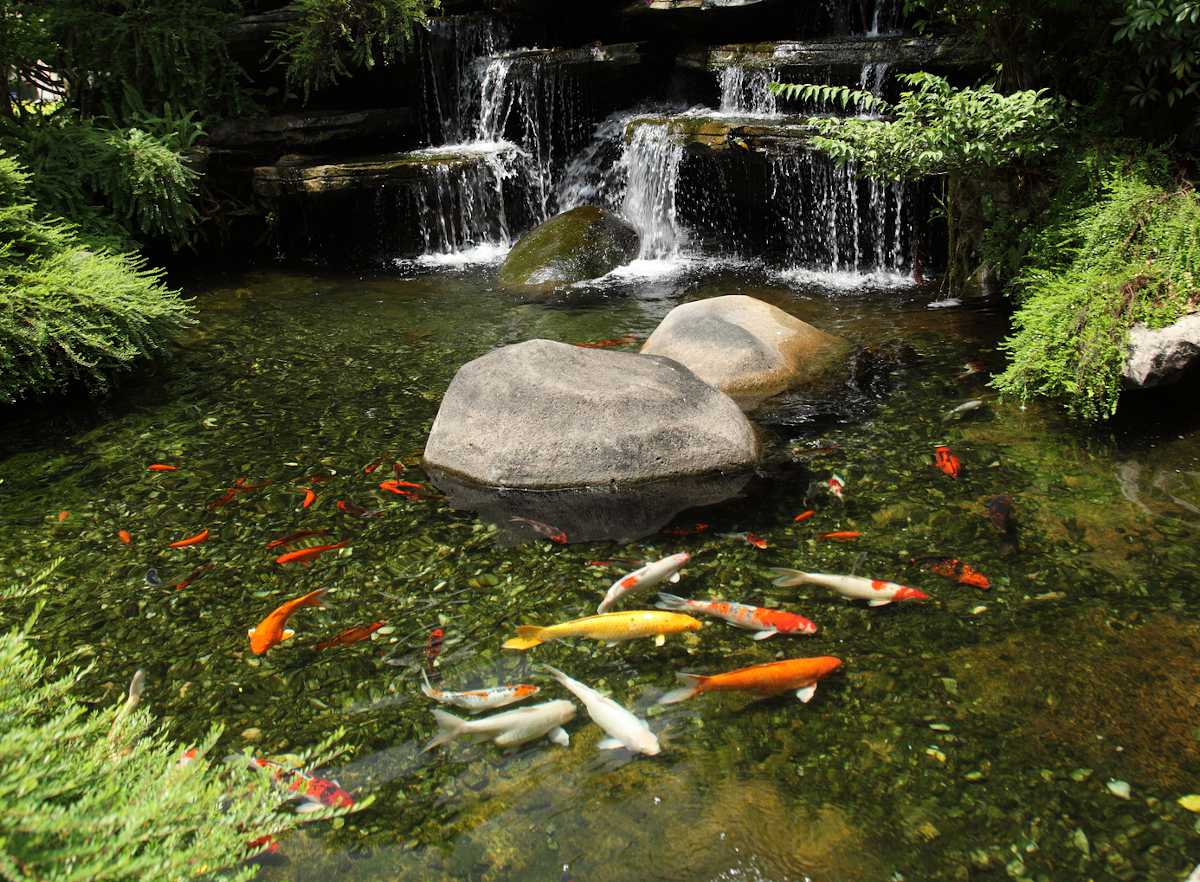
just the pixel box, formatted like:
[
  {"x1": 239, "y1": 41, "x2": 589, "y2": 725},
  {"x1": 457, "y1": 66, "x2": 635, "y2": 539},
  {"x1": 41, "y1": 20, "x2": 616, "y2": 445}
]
[{"x1": 0, "y1": 153, "x2": 194, "y2": 404}]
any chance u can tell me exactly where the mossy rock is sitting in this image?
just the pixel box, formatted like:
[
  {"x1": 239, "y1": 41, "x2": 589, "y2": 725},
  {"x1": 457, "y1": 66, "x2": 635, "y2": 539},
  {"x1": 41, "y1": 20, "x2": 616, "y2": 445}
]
[{"x1": 498, "y1": 206, "x2": 639, "y2": 296}]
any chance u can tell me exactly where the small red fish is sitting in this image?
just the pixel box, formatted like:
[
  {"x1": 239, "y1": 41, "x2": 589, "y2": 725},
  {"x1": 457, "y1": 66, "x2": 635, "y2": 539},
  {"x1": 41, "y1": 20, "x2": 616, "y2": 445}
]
[
  {"x1": 246, "y1": 835, "x2": 280, "y2": 856},
  {"x1": 56, "y1": 511, "x2": 69, "y2": 522},
  {"x1": 169, "y1": 528, "x2": 210, "y2": 548},
  {"x1": 336, "y1": 498, "x2": 383, "y2": 518},
  {"x1": 174, "y1": 561, "x2": 214, "y2": 591},
  {"x1": 117, "y1": 529, "x2": 132, "y2": 545},
  {"x1": 426, "y1": 627, "x2": 445, "y2": 666},
  {"x1": 721, "y1": 532, "x2": 768, "y2": 549},
  {"x1": 793, "y1": 510, "x2": 816, "y2": 523},
  {"x1": 363, "y1": 459, "x2": 385, "y2": 475},
  {"x1": 923, "y1": 558, "x2": 991, "y2": 590},
  {"x1": 207, "y1": 487, "x2": 239, "y2": 510},
  {"x1": 379, "y1": 480, "x2": 421, "y2": 498},
  {"x1": 509, "y1": 516, "x2": 567, "y2": 544},
  {"x1": 147, "y1": 464, "x2": 177, "y2": 472},
  {"x1": 274, "y1": 541, "x2": 349, "y2": 565},
  {"x1": 300, "y1": 488, "x2": 316, "y2": 509},
  {"x1": 315, "y1": 620, "x2": 386, "y2": 650},
  {"x1": 266, "y1": 529, "x2": 329, "y2": 550},
  {"x1": 819, "y1": 531, "x2": 861, "y2": 542},
  {"x1": 661, "y1": 522, "x2": 710, "y2": 537},
  {"x1": 934, "y1": 446, "x2": 961, "y2": 479},
  {"x1": 208, "y1": 477, "x2": 269, "y2": 510},
  {"x1": 575, "y1": 334, "x2": 641, "y2": 349}
]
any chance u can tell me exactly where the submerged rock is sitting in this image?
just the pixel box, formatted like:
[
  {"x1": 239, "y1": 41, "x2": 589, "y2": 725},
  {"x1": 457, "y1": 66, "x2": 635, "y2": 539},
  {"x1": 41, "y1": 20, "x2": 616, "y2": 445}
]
[
  {"x1": 1123, "y1": 314, "x2": 1200, "y2": 389},
  {"x1": 640, "y1": 295, "x2": 850, "y2": 409},
  {"x1": 498, "y1": 206, "x2": 639, "y2": 295},
  {"x1": 424, "y1": 339, "x2": 759, "y2": 488}
]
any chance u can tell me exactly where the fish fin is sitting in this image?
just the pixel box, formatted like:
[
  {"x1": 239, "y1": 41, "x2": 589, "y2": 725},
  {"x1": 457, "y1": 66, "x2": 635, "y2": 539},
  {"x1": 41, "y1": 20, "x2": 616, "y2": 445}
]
[
  {"x1": 867, "y1": 599, "x2": 892, "y2": 607},
  {"x1": 422, "y1": 709, "x2": 467, "y2": 752},
  {"x1": 596, "y1": 595, "x2": 613, "y2": 614},
  {"x1": 655, "y1": 592, "x2": 687, "y2": 611},
  {"x1": 752, "y1": 629, "x2": 777, "y2": 641},
  {"x1": 606, "y1": 641, "x2": 620, "y2": 647},
  {"x1": 796, "y1": 685, "x2": 817, "y2": 703},
  {"x1": 548, "y1": 727, "x2": 570, "y2": 747},
  {"x1": 654, "y1": 634, "x2": 666, "y2": 647},
  {"x1": 247, "y1": 629, "x2": 255, "y2": 638},
  {"x1": 768, "y1": 567, "x2": 811, "y2": 588},
  {"x1": 299, "y1": 588, "x2": 328, "y2": 607},
  {"x1": 420, "y1": 669, "x2": 437, "y2": 700},
  {"x1": 281, "y1": 629, "x2": 296, "y2": 642},
  {"x1": 293, "y1": 799, "x2": 326, "y2": 814},
  {"x1": 669, "y1": 572, "x2": 681, "y2": 584},
  {"x1": 596, "y1": 737, "x2": 624, "y2": 750},
  {"x1": 502, "y1": 625, "x2": 544, "y2": 651},
  {"x1": 658, "y1": 672, "x2": 706, "y2": 705}
]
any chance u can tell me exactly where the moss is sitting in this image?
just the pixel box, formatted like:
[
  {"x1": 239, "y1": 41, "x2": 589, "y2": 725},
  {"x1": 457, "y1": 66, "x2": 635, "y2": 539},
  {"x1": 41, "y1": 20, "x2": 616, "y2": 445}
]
[{"x1": 498, "y1": 206, "x2": 639, "y2": 294}]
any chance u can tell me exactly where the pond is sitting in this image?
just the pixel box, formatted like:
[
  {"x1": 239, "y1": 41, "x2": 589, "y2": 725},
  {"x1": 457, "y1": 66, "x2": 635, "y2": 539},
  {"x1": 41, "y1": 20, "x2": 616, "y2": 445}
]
[{"x1": 1, "y1": 258, "x2": 1198, "y2": 882}]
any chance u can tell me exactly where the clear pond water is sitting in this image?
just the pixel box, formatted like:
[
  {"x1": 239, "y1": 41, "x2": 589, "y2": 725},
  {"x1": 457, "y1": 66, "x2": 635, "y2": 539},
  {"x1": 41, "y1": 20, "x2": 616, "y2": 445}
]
[{"x1": 1, "y1": 260, "x2": 1199, "y2": 882}]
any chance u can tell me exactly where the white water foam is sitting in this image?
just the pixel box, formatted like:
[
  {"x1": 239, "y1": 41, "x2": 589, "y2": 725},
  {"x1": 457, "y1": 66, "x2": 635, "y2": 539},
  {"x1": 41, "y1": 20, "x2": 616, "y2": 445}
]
[
  {"x1": 772, "y1": 265, "x2": 916, "y2": 291},
  {"x1": 411, "y1": 242, "x2": 511, "y2": 267}
]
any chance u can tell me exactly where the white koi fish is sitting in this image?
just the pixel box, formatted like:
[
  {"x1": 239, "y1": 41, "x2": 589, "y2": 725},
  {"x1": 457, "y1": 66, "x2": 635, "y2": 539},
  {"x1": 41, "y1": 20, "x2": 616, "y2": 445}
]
[
  {"x1": 542, "y1": 665, "x2": 660, "y2": 756},
  {"x1": 597, "y1": 552, "x2": 690, "y2": 614},
  {"x1": 421, "y1": 670, "x2": 540, "y2": 713},
  {"x1": 768, "y1": 568, "x2": 929, "y2": 607},
  {"x1": 422, "y1": 700, "x2": 576, "y2": 752},
  {"x1": 945, "y1": 399, "x2": 985, "y2": 419}
]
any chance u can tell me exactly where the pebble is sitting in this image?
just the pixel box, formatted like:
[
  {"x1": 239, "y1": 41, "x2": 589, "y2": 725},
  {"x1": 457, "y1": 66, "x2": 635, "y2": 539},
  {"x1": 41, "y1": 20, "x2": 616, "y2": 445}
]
[{"x1": 1106, "y1": 779, "x2": 1132, "y2": 799}]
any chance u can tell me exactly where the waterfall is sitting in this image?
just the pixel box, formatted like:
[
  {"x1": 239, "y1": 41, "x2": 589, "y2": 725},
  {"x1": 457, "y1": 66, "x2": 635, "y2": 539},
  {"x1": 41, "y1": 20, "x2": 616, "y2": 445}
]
[
  {"x1": 419, "y1": 17, "x2": 507, "y2": 144},
  {"x1": 865, "y1": 0, "x2": 901, "y2": 36},
  {"x1": 717, "y1": 66, "x2": 779, "y2": 116},
  {"x1": 617, "y1": 124, "x2": 686, "y2": 259},
  {"x1": 856, "y1": 62, "x2": 890, "y2": 115}
]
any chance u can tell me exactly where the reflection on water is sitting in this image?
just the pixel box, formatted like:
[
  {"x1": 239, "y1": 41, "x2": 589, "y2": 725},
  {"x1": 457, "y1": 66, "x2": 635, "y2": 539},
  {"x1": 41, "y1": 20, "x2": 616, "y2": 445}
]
[{"x1": 0, "y1": 262, "x2": 1198, "y2": 882}]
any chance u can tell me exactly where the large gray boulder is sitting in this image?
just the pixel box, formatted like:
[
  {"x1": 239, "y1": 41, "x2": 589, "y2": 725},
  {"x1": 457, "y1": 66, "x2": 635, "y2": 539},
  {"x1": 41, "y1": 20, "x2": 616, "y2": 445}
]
[
  {"x1": 424, "y1": 339, "x2": 759, "y2": 488},
  {"x1": 641, "y1": 295, "x2": 850, "y2": 409},
  {"x1": 499, "y1": 206, "x2": 639, "y2": 295},
  {"x1": 1124, "y1": 314, "x2": 1200, "y2": 389}
]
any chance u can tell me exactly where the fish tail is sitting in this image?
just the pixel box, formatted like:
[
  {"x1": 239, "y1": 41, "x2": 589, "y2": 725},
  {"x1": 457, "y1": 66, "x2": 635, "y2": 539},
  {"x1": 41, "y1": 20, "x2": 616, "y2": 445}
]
[
  {"x1": 422, "y1": 709, "x2": 467, "y2": 752},
  {"x1": 299, "y1": 588, "x2": 328, "y2": 607},
  {"x1": 658, "y1": 673, "x2": 707, "y2": 705},
  {"x1": 420, "y1": 669, "x2": 437, "y2": 699},
  {"x1": 768, "y1": 567, "x2": 812, "y2": 588},
  {"x1": 655, "y1": 592, "x2": 689, "y2": 611},
  {"x1": 502, "y1": 625, "x2": 545, "y2": 651}
]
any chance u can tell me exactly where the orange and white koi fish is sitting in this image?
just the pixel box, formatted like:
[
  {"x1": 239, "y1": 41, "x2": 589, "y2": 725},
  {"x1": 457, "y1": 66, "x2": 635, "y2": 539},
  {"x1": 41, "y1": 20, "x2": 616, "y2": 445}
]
[
  {"x1": 147, "y1": 464, "x2": 178, "y2": 472},
  {"x1": 274, "y1": 541, "x2": 348, "y2": 565},
  {"x1": 922, "y1": 557, "x2": 990, "y2": 589},
  {"x1": 793, "y1": 510, "x2": 815, "y2": 523},
  {"x1": 248, "y1": 588, "x2": 327, "y2": 655},
  {"x1": 769, "y1": 568, "x2": 927, "y2": 607},
  {"x1": 169, "y1": 528, "x2": 210, "y2": 548},
  {"x1": 818, "y1": 531, "x2": 861, "y2": 542},
  {"x1": 597, "y1": 552, "x2": 690, "y2": 613},
  {"x1": 118, "y1": 529, "x2": 132, "y2": 545},
  {"x1": 503, "y1": 611, "x2": 701, "y2": 651},
  {"x1": 314, "y1": 620, "x2": 385, "y2": 650},
  {"x1": 656, "y1": 593, "x2": 816, "y2": 639},
  {"x1": 266, "y1": 529, "x2": 328, "y2": 550},
  {"x1": 827, "y1": 473, "x2": 846, "y2": 500},
  {"x1": 934, "y1": 446, "x2": 961, "y2": 478},
  {"x1": 720, "y1": 532, "x2": 768, "y2": 549},
  {"x1": 421, "y1": 670, "x2": 539, "y2": 712},
  {"x1": 658, "y1": 656, "x2": 843, "y2": 704}
]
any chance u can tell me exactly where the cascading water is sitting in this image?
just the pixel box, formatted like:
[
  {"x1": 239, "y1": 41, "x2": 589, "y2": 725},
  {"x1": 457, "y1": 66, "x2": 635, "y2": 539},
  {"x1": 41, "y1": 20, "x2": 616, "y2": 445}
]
[
  {"x1": 717, "y1": 66, "x2": 779, "y2": 116},
  {"x1": 857, "y1": 61, "x2": 890, "y2": 114},
  {"x1": 418, "y1": 17, "x2": 507, "y2": 144},
  {"x1": 618, "y1": 123, "x2": 686, "y2": 259},
  {"x1": 865, "y1": 0, "x2": 901, "y2": 36}
]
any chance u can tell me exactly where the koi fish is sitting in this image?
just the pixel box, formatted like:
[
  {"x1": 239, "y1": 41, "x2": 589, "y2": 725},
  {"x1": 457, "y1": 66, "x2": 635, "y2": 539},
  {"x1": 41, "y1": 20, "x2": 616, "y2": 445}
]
[
  {"x1": 248, "y1": 588, "x2": 327, "y2": 655},
  {"x1": 265, "y1": 529, "x2": 329, "y2": 550},
  {"x1": 509, "y1": 516, "x2": 567, "y2": 544},
  {"x1": 542, "y1": 665, "x2": 659, "y2": 755},
  {"x1": 769, "y1": 568, "x2": 928, "y2": 607},
  {"x1": 169, "y1": 528, "x2": 210, "y2": 548},
  {"x1": 363, "y1": 459, "x2": 385, "y2": 475},
  {"x1": 659, "y1": 656, "x2": 843, "y2": 704},
  {"x1": 251, "y1": 757, "x2": 355, "y2": 812},
  {"x1": 818, "y1": 531, "x2": 861, "y2": 542},
  {"x1": 922, "y1": 557, "x2": 990, "y2": 589},
  {"x1": 378, "y1": 480, "x2": 421, "y2": 498},
  {"x1": 423, "y1": 700, "x2": 576, "y2": 752},
  {"x1": 945, "y1": 399, "x2": 985, "y2": 420},
  {"x1": 957, "y1": 360, "x2": 986, "y2": 380},
  {"x1": 147, "y1": 464, "x2": 177, "y2": 472},
  {"x1": 300, "y1": 488, "x2": 315, "y2": 509},
  {"x1": 174, "y1": 561, "x2": 214, "y2": 591},
  {"x1": 273, "y1": 541, "x2": 348, "y2": 565},
  {"x1": 56, "y1": 511, "x2": 69, "y2": 522},
  {"x1": 118, "y1": 529, "x2": 132, "y2": 545},
  {"x1": 315, "y1": 621, "x2": 385, "y2": 650},
  {"x1": 661, "y1": 523, "x2": 710, "y2": 537},
  {"x1": 207, "y1": 477, "x2": 269, "y2": 510},
  {"x1": 934, "y1": 446, "x2": 961, "y2": 478},
  {"x1": 503, "y1": 611, "x2": 701, "y2": 651},
  {"x1": 575, "y1": 334, "x2": 641, "y2": 349},
  {"x1": 793, "y1": 510, "x2": 815, "y2": 523},
  {"x1": 426, "y1": 627, "x2": 445, "y2": 666},
  {"x1": 421, "y1": 669, "x2": 540, "y2": 712},
  {"x1": 336, "y1": 498, "x2": 383, "y2": 518},
  {"x1": 597, "y1": 552, "x2": 690, "y2": 613},
  {"x1": 827, "y1": 474, "x2": 846, "y2": 500},
  {"x1": 721, "y1": 532, "x2": 768, "y2": 549},
  {"x1": 656, "y1": 593, "x2": 816, "y2": 639}
]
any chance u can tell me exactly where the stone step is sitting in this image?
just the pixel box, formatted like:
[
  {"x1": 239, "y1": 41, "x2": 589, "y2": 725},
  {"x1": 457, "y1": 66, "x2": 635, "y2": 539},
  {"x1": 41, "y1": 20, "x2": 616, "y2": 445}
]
[{"x1": 688, "y1": 35, "x2": 985, "y2": 70}]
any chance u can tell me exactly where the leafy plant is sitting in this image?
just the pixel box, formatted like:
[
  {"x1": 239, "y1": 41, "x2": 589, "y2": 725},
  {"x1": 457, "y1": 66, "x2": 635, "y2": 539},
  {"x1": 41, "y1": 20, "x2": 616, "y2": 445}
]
[{"x1": 1114, "y1": 0, "x2": 1200, "y2": 113}]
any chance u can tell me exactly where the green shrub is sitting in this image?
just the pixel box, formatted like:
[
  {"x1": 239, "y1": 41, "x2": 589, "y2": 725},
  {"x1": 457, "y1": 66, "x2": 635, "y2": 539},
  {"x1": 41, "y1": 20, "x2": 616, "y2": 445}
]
[{"x1": 0, "y1": 153, "x2": 195, "y2": 404}]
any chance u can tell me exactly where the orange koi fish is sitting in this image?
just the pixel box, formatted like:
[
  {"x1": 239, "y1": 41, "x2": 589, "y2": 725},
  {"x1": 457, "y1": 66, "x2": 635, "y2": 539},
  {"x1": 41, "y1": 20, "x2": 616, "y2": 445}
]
[
  {"x1": 117, "y1": 529, "x2": 132, "y2": 545},
  {"x1": 147, "y1": 464, "x2": 178, "y2": 472},
  {"x1": 819, "y1": 531, "x2": 861, "y2": 542},
  {"x1": 721, "y1": 532, "x2": 768, "y2": 549},
  {"x1": 793, "y1": 510, "x2": 816, "y2": 523},
  {"x1": 379, "y1": 480, "x2": 421, "y2": 498},
  {"x1": 274, "y1": 541, "x2": 348, "y2": 565},
  {"x1": 266, "y1": 529, "x2": 329, "y2": 550},
  {"x1": 300, "y1": 488, "x2": 316, "y2": 509},
  {"x1": 169, "y1": 528, "x2": 210, "y2": 548},
  {"x1": 248, "y1": 588, "x2": 327, "y2": 655},
  {"x1": 174, "y1": 561, "x2": 214, "y2": 591},
  {"x1": 922, "y1": 557, "x2": 990, "y2": 590},
  {"x1": 934, "y1": 446, "x2": 961, "y2": 478},
  {"x1": 56, "y1": 511, "x2": 69, "y2": 522},
  {"x1": 658, "y1": 656, "x2": 843, "y2": 705},
  {"x1": 315, "y1": 620, "x2": 385, "y2": 650}
]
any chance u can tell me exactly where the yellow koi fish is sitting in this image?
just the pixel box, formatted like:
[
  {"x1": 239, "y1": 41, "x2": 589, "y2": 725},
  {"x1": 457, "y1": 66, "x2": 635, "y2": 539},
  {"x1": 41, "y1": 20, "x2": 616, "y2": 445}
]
[{"x1": 502, "y1": 611, "x2": 700, "y2": 651}]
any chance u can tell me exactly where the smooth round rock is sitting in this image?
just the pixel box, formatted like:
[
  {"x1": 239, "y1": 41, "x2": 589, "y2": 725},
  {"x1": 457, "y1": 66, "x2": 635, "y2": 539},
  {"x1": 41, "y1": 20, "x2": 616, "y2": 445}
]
[
  {"x1": 498, "y1": 206, "x2": 639, "y2": 295},
  {"x1": 640, "y1": 294, "x2": 850, "y2": 408},
  {"x1": 424, "y1": 339, "x2": 759, "y2": 488},
  {"x1": 1123, "y1": 314, "x2": 1200, "y2": 389}
]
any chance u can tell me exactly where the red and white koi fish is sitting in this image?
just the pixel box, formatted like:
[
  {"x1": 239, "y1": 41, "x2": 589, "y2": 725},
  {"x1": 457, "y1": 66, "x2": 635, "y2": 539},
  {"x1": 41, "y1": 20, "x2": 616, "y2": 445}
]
[
  {"x1": 768, "y1": 568, "x2": 928, "y2": 607},
  {"x1": 597, "y1": 552, "x2": 690, "y2": 614},
  {"x1": 720, "y1": 532, "x2": 768, "y2": 549},
  {"x1": 827, "y1": 473, "x2": 846, "y2": 501},
  {"x1": 250, "y1": 757, "x2": 355, "y2": 813},
  {"x1": 656, "y1": 593, "x2": 816, "y2": 639},
  {"x1": 421, "y1": 670, "x2": 540, "y2": 712}
]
